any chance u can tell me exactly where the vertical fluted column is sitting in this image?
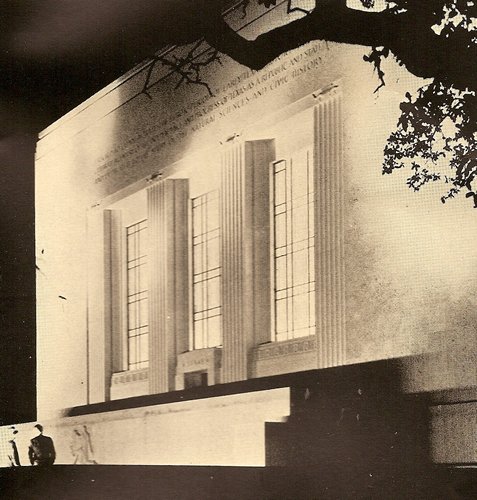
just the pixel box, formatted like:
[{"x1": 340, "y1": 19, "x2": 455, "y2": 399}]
[
  {"x1": 314, "y1": 90, "x2": 346, "y2": 368},
  {"x1": 86, "y1": 209, "x2": 112, "y2": 403},
  {"x1": 148, "y1": 179, "x2": 189, "y2": 394},
  {"x1": 108, "y1": 210, "x2": 125, "y2": 373},
  {"x1": 221, "y1": 140, "x2": 275, "y2": 383}
]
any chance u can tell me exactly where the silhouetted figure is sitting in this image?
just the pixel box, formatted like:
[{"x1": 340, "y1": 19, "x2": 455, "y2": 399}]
[
  {"x1": 70, "y1": 426, "x2": 97, "y2": 465},
  {"x1": 7, "y1": 427, "x2": 20, "y2": 467},
  {"x1": 28, "y1": 424, "x2": 56, "y2": 466}
]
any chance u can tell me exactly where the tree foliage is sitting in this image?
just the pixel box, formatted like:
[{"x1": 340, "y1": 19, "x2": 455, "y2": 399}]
[
  {"x1": 384, "y1": 81, "x2": 477, "y2": 205},
  {"x1": 199, "y1": 0, "x2": 477, "y2": 205},
  {"x1": 374, "y1": 0, "x2": 477, "y2": 203}
]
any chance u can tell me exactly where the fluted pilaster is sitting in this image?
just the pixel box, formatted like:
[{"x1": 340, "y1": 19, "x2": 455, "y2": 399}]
[
  {"x1": 220, "y1": 140, "x2": 275, "y2": 382},
  {"x1": 107, "y1": 210, "x2": 125, "y2": 373},
  {"x1": 86, "y1": 209, "x2": 113, "y2": 403},
  {"x1": 148, "y1": 179, "x2": 189, "y2": 394},
  {"x1": 314, "y1": 90, "x2": 346, "y2": 368}
]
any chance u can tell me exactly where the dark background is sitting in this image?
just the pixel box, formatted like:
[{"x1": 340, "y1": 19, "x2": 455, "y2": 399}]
[{"x1": 0, "y1": 0, "x2": 228, "y2": 425}]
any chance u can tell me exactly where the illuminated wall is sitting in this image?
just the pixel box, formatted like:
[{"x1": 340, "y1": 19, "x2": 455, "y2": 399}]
[
  {"x1": 36, "y1": 1, "x2": 477, "y2": 423},
  {"x1": 0, "y1": 388, "x2": 289, "y2": 467}
]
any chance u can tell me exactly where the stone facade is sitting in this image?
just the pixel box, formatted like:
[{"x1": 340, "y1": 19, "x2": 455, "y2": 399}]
[{"x1": 32, "y1": 0, "x2": 477, "y2": 465}]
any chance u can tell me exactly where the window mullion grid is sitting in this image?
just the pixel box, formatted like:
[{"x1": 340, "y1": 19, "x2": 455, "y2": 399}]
[
  {"x1": 135, "y1": 228, "x2": 139, "y2": 369},
  {"x1": 306, "y1": 151, "x2": 312, "y2": 333},
  {"x1": 125, "y1": 220, "x2": 148, "y2": 370},
  {"x1": 204, "y1": 199, "x2": 208, "y2": 348},
  {"x1": 309, "y1": 151, "x2": 316, "y2": 334},
  {"x1": 192, "y1": 191, "x2": 221, "y2": 350},
  {"x1": 273, "y1": 164, "x2": 279, "y2": 343},
  {"x1": 286, "y1": 158, "x2": 293, "y2": 339},
  {"x1": 273, "y1": 151, "x2": 316, "y2": 341},
  {"x1": 191, "y1": 199, "x2": 197, "y2": 350}
]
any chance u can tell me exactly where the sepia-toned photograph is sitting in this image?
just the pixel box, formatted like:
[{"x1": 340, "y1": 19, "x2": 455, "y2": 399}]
[{"x1": 1, "y1": 0, "x2": 477, "y2": 497}]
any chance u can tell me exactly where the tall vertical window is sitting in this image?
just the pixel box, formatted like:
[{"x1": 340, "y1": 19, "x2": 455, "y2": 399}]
[
  {"x1": 191, "y1": 190, "x2": 222, "y2": 349},
  {"x1": 272, "y1": 152, "x2": 315, "y2": 341},
  {"x1": 126, "y1": 219, "x2": 148, "y2": 370}
]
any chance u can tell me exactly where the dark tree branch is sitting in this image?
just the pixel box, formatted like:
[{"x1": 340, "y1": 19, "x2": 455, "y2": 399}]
[
  {"x1": 203, "y1": 3, "x2": 391, "y2": 71},
  {"x1": 141, "y1": 55, "x2": 160, "y2": 99},
  {"x1": 141, "y1": 40, "x2": 222, "y2": 97},
  {"x1": 286, "y1": 0, "x2": 311, "y2": 16},
  {"x1": 202, "y1": 1, "x2": 477, "y2": 93},
  {"x1": 363, "y1": 46, "x2": 390, "y2": 93},
  {"x1": 135, "y1": 0, "x2": 477, "y2": 206}
]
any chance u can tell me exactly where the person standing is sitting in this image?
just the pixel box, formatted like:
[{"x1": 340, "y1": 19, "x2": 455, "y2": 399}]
[
  {"x1": 7, "y1": 427, "x2": 20, "y2": 467},
  {"x1": 28, "y1": 424, "x2": 56, "y2": 466}
]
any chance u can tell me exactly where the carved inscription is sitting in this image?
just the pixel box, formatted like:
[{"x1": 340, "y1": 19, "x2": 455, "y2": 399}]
[{"x1": 94, "y1": 42, "x2": 325, "y2": 185}]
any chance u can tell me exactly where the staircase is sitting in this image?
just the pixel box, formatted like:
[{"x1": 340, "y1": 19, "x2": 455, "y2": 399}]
[
  {"x1": 265, "y1": 360, "x2": 433, "y2": 493},
  {"x1": 3, "y1": 360, "x2": 474, "y2": 498}
]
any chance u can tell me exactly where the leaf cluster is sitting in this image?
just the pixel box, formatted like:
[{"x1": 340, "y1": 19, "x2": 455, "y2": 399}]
[
  {"x1": 357, "y1": 0, "x2": 477, "y2": 204},
  {"x1": 383, "y1": 81, "x2": 477, "y2": 204}
]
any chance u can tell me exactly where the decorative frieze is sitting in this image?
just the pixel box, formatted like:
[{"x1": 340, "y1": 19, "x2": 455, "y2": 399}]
[
  {"x1": 255, "y1": 336, "x2": 317, "y2": 361},
  {"x1": 111, "y1": 368, "x2": 149, "y2": 385}
]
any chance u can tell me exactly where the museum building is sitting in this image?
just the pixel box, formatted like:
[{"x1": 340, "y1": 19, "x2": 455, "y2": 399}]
[{"x1": 2, "y1": 1, "x2": 477, "y2": 468}]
